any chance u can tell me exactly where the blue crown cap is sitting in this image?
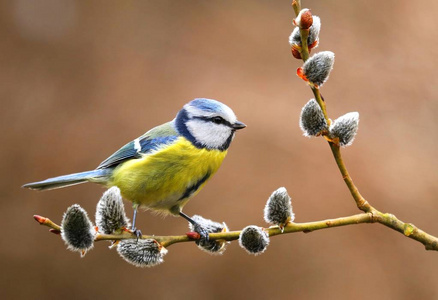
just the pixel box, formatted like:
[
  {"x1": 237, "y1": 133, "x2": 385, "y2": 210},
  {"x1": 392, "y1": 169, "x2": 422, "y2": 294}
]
[{"x1": 187, "y1": 98, "x2": 227, "y2": 114}]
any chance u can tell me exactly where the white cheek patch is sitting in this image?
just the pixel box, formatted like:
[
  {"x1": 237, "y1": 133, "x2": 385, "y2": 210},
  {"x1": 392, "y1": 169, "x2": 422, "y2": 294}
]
[{"x1": 186, "y1": 120, "x2": 232, "y2": 149}]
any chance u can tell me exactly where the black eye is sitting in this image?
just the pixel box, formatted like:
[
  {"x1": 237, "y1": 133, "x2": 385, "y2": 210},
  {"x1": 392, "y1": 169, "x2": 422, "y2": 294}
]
[{"x1": 212, "y1": 116, "x2": 224, "y2": 124}]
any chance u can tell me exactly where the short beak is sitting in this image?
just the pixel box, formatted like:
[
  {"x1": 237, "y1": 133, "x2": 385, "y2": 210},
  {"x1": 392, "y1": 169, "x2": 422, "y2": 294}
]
[{"x1": 232, "y1": 120, "x2": 246, "y2": 130}]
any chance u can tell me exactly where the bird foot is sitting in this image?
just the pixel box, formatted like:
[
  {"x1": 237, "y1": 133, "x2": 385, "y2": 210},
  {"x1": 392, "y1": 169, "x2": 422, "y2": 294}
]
[
  {"x1": 192, "y1": 223, "x2": 210, "y2": 243},
  {"x1": 130, "y1": 227, "x2": 142, "y2": 241}
]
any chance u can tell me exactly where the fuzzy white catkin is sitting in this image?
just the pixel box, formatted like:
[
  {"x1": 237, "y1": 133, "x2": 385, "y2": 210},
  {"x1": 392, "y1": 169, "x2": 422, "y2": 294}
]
[
  {"x1": 189, "y1": 215, "x2": 229, "y2": 254},
  {"x1": 289, "y1": 27, "x2": 301, "y2": 46},
  {"x1": 308, "y1": 16, "x2": 321, "y2": 46},
  {"x1": 264, "y1": 187, "x2": 295, "y2": 227},
  {"x1": 303, "y1": 51, "x2": 335, "y2": 86},
  {"x1": 239, "y1": 226, "x2": 270, "y2": 255},
  {"x1": 61, "y1": 204, "x2": 95, "y2": 256},
  {"x1": 329, "y1": 112, "x2": 360, "y2": 147},
  {"x1": 95, "y1": 186, "x2": 130, "y2": 234},
  {"x1": 288, "y1": 15, "x2": 321, "y2": 47},
  {"x1": 299, "y1": 99, "x2": 328, "y2": 137},
  {"x1": 117, "y1": 239, "x2": 168, "y2": 267}
]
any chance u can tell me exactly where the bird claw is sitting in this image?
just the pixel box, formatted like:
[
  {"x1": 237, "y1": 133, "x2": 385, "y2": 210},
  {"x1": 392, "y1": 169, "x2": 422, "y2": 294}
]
[
  {"x1": 193, "y1": 224, "x2": 210, "y2": 243},
  {"x1": 131, "y1": 227, "x2": 142, "y2": 241}
]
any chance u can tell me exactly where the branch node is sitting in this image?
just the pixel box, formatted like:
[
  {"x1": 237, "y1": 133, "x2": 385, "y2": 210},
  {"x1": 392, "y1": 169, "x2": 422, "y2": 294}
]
[
  {"x1": 369, "y1": 212, "x2": 379, "y2": 223},
  {"x1": 403, "y1": 223, "x2": 416, "y2": 237}
]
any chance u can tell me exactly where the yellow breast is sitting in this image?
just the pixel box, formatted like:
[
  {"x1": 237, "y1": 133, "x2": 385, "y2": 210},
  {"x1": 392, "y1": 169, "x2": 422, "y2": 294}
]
[{"x1": 109, "y1": 137, "x2": 227, "y2": 215}]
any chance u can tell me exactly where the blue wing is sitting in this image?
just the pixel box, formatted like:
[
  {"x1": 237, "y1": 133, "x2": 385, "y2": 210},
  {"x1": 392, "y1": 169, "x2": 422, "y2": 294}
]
[{"x1": 97, "y1": 121, "x2": 178, "y2": 170}]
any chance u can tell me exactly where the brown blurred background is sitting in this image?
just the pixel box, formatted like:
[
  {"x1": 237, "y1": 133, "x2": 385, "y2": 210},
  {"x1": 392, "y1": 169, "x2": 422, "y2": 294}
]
[{"x1": 1, "y1": 0, "x2": 438, "y2": 299}]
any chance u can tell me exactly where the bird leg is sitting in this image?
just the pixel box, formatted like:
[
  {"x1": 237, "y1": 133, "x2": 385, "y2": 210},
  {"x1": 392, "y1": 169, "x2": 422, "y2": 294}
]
[{"x1": 131, "y1": 204, "x2": 142, "y2": 240}]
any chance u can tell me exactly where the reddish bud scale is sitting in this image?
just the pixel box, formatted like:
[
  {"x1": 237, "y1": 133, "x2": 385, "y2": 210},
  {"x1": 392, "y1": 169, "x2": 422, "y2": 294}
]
[
  {"x1": 309, "y1": 40, "x2": 319, "y2": 50},
  {"x1": 296, "y1": 67, "x2": 308, "y2": 81},
  {"x1": 291, "y1": 46, "x2": 302, "y2": 59},
  {"x1": 186, "y1": 231, "x2": 201, "y2": 240},
  {"x1": 300, "y1": 10, "x2": 313, "y2": 29},
  {"x1": 152, "y1": 240, "x2": 166, "y2": 252},
  {"x1": 33, "y1": 215, "x2": 47, "y2": 225}
]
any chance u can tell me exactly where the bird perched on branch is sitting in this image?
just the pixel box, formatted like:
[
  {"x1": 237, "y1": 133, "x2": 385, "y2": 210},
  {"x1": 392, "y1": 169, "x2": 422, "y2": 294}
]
[{"x1": 23, "y1": 98, "x2": 246, "y2": 239}]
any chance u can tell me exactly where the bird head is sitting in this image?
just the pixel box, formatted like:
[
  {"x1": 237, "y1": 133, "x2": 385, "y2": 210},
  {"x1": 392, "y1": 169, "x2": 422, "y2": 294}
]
[{"x1": 175, "y1": 98, "x2": 246, "y2": 151}]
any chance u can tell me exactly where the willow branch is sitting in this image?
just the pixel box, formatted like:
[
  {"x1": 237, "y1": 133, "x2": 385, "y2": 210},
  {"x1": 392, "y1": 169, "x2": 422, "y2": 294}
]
[
  {"x1": 294, "y1": 7, "x2": 372, "y2": 214},
  {"x1": 34, "y1": 213, "x2": 374, "y2": 248},
  {"x1": 33, "y1": 212, "x2": 438, "y2": 250},
  {"x1": 292, "y1": 5, "x2": 438, "y2": 251}
]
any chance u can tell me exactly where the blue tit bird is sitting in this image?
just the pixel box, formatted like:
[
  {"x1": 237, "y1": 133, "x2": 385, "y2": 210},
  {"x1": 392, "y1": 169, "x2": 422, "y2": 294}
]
[{"x1": 23, "y1": 98, "x2": 246, "y2": 239}]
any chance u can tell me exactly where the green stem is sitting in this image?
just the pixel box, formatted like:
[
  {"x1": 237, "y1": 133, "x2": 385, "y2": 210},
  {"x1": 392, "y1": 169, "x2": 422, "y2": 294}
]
[
  {"x1": 292, "y1": 0, "x2": 301, "y2": 16},
  {"x1": 328, "y1": 142, "x2": 372, "y2": 212},
  {"x1": 311, "y1": 86, "x2": 329, "y2": 123},
  {"x1": 375, "y1": 212, "x2": 438, "y2": 250},
  {"x1": 299, "y1": 28, "x2": 310, "y2": 61}
]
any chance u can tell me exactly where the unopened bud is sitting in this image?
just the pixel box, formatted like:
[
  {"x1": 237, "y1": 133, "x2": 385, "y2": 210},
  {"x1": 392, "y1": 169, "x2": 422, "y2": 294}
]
[
  {"x1": 95, "y1": 187, "x2": 130, "y2": 234},
  {"x1": 329, "y1": 112, "x2": 360, "y2": 147},
  {"x1": 301, "y1": 51, "x2": 335, "y2": 86},
  {"x1": 264, "y1": 187, "x2": 294, "y2": 231},
  {"x1": 117, "y1": 239, "x2": 168, "y2": 267},
  {"x1": 239, "y1": 226, "x2": 270, "y2": 255},
  {"x1": 294, "y1": 8, "x2": 313, "y2": 29},
  {"x1": 61, "y1": 204, "x2": 95, "y2": 256},
  {"x1": 189, "y1": 215, "x2": 229, "y2": 254},
  {"x1": 299, "y1": 99, "x2": 328, "y2": 136}
]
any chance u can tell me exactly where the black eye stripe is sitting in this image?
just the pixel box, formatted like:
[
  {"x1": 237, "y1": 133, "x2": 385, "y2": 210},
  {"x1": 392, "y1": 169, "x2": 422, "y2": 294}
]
[{"x1": 193, "y1": 116, "x2": 234, "y2": 128}]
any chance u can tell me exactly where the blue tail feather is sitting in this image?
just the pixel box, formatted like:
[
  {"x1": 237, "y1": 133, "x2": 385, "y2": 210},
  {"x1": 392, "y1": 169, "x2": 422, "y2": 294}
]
[{"x1": 22, "y1": 169, "x2": 112, "y2": 191}]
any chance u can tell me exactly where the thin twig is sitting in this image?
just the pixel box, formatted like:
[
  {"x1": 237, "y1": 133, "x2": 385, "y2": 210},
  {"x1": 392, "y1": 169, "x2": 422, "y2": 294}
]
[
  {"x1": 291, "y1": 0, "x2": 301, "y2": 16},
  {"x1": 328, "y1": 143, "x2": 372, "y2": 212},
  {"x1": 311, "y1": 86, "x2": 329, "y2": 124}
]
